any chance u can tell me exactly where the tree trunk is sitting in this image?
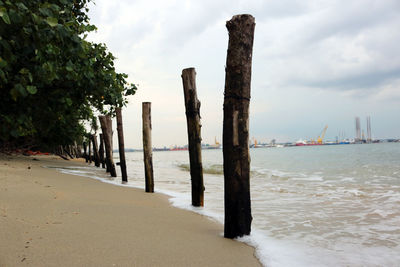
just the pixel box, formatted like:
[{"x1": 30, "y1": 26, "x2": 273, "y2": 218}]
[
  {"x1": 181, "y1": 67, "x2": 204, "y2": 207},
  {"x1": 99, "y1": 115, "x2": 117, "y2": 177},
  {"x1": 88, "y1": 138, "x2": 92, "y2": 163},
  {"x1": 83, "y1": 142, "x2": 88, "y2": 162},
  {"x1": 99, "y1": 134, "x2": 105, "y2": 168},
  {"x1": 223, "y1": 14, "x2": 255, "y2": 239},
  {"x1": 116, "y1": 108, "x2": 128, "y2": 182},
  {"x1": 65, "y1": 145, "x2": 73, "y2": 159},
  {"x1": 74, "y1": 141, "x2": 80, "y2": 158},
  {"x1": 142, "y1": 102, "x2": 154, "y2": 193},
  {"x1": 92, "y1": 134, "x2": 100, "y2": 167}
]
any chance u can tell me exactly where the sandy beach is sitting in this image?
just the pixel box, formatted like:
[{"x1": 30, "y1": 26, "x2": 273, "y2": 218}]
[{"x1": 0, "y1": 154, "x2": 260, "y2": 266}]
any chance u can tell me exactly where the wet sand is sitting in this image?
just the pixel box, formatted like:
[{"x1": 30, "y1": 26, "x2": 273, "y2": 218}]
[{"x1": 0, "y1": 154, "x2": 260, "y2": 266}]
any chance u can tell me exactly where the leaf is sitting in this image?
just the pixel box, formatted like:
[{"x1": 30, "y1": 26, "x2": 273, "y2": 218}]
[
  {"x1": 10, "y1": 87, "x2": 18, "y2": 101},
  {"x1": 0, "y1": 10, "x2": 11, "y2": 24},
  {"x1": 26, "y1": 86, "x2": 37, "y2": 94},
  {"x1": 39, "y1": 7, "x2": 51, "y2": 17},
  {"x1": 46, "y1": 17, "x2": 58, "y2": 27},
  {"x1": 14, "y1": 83, "x2": 27, "y2": 97},
  {"x1": 0, "y1": 69, "x2": 6, "y2": 82},
  {"x1": 0, "y1": 57, "x2": 7, "y2": 68},
  {"x1": 15, "y1": 3, "x2": 28, "y2": 11},
  {"x1": 66, "y1": 60, "x2": 74, "y2": 71},
  {"x1": 65, "y1": 98, "x2": 72, "y2": 106},
  {"x1": 19, "y1": 68, "x2": 29, "y2": 74}
]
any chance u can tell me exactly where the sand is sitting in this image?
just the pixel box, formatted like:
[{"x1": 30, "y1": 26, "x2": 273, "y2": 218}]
[{"x1": 0, "y1": 154, "x2": 260, "y2": 266}]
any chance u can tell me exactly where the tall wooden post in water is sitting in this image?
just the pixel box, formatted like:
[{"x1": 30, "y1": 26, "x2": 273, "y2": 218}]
[
  {"x1": 116, "y1": 107, "x2": 128, "y2": 182},
  {"x1": 142, "y1": 102, "x2": 154, "y2": 193},
  {"x1": 99, "y1": 115, "x2": 117, "y2": 177},
  {"x1": 223, "y1": 14, "x2": 255, "y2": 238},
  {"x1": 181, "y1": 68, "x2": 204, "y2": 207}
]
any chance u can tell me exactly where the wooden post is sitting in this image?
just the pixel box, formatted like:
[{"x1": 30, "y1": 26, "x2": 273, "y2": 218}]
[
  {"x1": 69, "y1": 145, "x2": 75, "y2": 158},
  {"x1": 92, "y1": 134, "x2": 100, "y2": 167},
  {"x1": 99, "y1": 134, "x2": 105, "y2": 168},
  {"x1": 64, "y1": 145, "x2": 73, "y2": 159},
  {"x1": 181, "y1": 68, "x2": 204, "y2": 207},
  {"x1": 77, "y1": 144, "x2": 83, "y2": 158},
  {"x1": 88, "y1": 138, "x2": 92, "y2": 163},
  {"x1": 142, "y1": 102, "x2": 154, "y2": 193},
  {"x1": 99, "y1": 115, "x2": 117, "y2": 177},
  {"x1": 116, "y1": 107, "x2": 128, "y2": 182},
  {"x1": 83, "y1": 142, "x2": 88, "y2": 162},
  {"x1": 223, "y1": 14, "x2": 255, "y2": 238},
  {"x1": 74, "y1": 141, "x2": 80, "y2": 158}
]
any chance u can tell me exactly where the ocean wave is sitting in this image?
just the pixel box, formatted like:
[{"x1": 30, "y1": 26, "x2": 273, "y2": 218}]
[
  {"x1": 177, "y1": 163, "x2": 224, "y2": 175},
  {"x1": 177, "y1": 163, "x2": 278, "y2": 179}
]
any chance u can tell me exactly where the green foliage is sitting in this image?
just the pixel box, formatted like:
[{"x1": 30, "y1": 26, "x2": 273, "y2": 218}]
[{"x1": 0, "y1": 0, "x2": 137, "y2": 149}]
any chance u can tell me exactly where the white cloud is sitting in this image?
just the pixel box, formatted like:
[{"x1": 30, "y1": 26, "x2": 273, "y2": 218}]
[{"x1": 87, "y1": 0, "x2": 400, "y2": 147}]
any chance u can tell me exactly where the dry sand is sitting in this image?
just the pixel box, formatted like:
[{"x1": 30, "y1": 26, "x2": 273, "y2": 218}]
[{"x1": 0, "y1": 154, "x2": 260, "y2": 266}]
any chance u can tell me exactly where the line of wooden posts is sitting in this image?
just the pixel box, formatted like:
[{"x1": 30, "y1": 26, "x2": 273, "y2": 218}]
[
  {"x1": 83, "y1": 14, "x2": 255, "y2": 239},
  {"x1": 82, "y1": 105, "x2": 154, "y2": 192}
]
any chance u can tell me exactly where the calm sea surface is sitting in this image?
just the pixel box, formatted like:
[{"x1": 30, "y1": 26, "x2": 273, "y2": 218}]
[{"x1": 57, "y1": 142, "x2": 400, "y2": 267}]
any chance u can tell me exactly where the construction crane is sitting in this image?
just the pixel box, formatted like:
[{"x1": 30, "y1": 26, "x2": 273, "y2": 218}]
[
  {"x1": 317, "y1": 125, "x2": 328, "y2": 144},
  {"x1": 214, "y1": 136, "x2": 220, "y2": 146},
  {"x1": 251, "y1": 137, "x2": 258, "y2": 148}
]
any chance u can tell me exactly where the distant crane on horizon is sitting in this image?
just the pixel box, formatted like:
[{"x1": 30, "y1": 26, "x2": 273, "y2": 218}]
[{"x1": 317, "y1": 125, "x2": 328, "y2": 144}]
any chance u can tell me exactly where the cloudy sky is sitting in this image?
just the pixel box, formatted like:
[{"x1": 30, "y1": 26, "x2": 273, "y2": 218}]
[{"x1": 87, "y1": 0, "x2": 400, "y2": 148}]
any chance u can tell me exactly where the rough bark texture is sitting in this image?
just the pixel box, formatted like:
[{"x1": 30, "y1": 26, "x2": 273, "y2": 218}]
[
  {"x1": 223, "y1": 14, "x2": 255, "y2": 239},
  {"x1": 73, "y1": 141, "x2": 80, "y2": 158},
  {"x1": 116, "y1": 108, "x2": 128, "y2": 182},
  {"x1": 83, "y1": 142, "x2": 88, "y2": 163},
  {"x1": 99, "y1": 115, "x2": 117, "y2": 177},
  {"x1": 65, "y1": 145, "x2": 73, "y2": 159},
  {"x1": 181, "y1": 68, "x2": 204, "y2": 207},
  {"x1": 92, "y1": 134, "x2": 100, "y2": 167},
  {"x1": 142, "y1": 102, "x2": 154, "y2": 193},
  {"x1": 99, "y1": 134, "x2": 105, "y2": 168},
  {"x1": 88, "y1": 138, "x2": 92, "y2": 163}
]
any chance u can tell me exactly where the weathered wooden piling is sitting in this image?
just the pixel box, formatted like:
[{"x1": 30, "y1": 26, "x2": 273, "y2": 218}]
[
  {"x1": 88, "y1": 139, "x2": 92, "y2": 163},
  {"x1": 70, "y1": 145, "x2": 75, "y2": 158},
  {"x1": 99, "y1": 115, "x2": 117, "y2": 177},
  {"x1": 92, "y1": 134, "x2": 100, "y2": 167},
  {"x1": 74, "y1": 141, "x2": 80, "y2": 158},
  {"x1": 142, "y1": 102, "x2": 154, "y2": 193},
  {"x1": 99, "y1": 133, "x2": 105, "y2": 168},
  {"x1": 181, "y1": 68, "x2": 204, "y2": 207},
  {"x1": 223, "y1": 14, "x2": 255, "y2": 238},
  {"x1": 116, "y1": 108, "x2": 128, "y2": 182},
  {"x1": 83, "y1": 142, "x2": 88, "y2": 162}
]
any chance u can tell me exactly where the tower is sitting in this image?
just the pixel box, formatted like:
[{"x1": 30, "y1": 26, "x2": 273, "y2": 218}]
[
  {"x1": 366, "y1": 116, "x2": 372, "y2": 143},
  {"x1": 355, "y1": 117, "x2": 361, "y2": 143}
]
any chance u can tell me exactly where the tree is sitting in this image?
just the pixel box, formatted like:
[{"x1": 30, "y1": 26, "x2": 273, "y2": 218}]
[{"x1": 0, "y1": 0, "x2": 136, "y2": 150}]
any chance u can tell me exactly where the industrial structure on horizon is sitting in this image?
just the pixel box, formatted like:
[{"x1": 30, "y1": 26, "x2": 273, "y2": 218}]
[{"x1": 355, "y1": 116, "x2": 372, "y2": 143}]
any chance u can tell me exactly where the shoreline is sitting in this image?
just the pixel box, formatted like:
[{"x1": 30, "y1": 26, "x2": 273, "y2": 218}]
[{"x1": 0, "y1": 154, "x2": 261, "y2": 266}]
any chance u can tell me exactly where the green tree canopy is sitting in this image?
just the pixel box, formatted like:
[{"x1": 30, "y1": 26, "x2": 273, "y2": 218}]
[{"x1": 0, "y1": 0, "x2": 136, "y2": 150}]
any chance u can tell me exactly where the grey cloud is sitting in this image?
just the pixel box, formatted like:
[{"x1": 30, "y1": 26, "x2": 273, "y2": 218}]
[
  {"x1": 303, "y1": 68, "x2": 400, "y2": 91},
  {"x1": 303, "y1": 0, "x2": 400, "y2": 43}
]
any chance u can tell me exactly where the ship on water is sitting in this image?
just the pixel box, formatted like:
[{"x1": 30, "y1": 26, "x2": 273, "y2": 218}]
[
  {"x1": 202, "y1": 137, "x2": 221, "y2": 149},
  {"x1": 296, "y1": 125, "x2": 328, "y2": 146}
]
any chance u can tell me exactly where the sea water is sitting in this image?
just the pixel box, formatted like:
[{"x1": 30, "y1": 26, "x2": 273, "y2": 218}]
[{"x1": 55, "y1": 143, "x2": 400, "y2": 267}]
